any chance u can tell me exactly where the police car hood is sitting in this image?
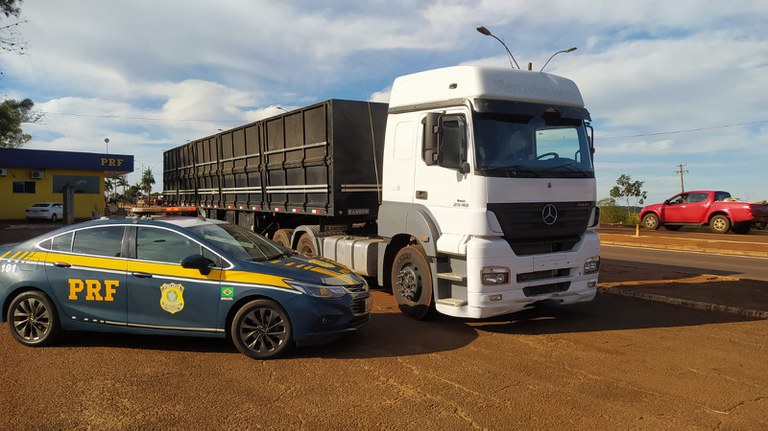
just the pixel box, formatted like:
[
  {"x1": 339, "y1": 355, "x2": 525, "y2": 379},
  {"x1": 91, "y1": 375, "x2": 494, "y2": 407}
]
[{"x1": 245, "y1": 254, "x2": 365, "y2": 287}]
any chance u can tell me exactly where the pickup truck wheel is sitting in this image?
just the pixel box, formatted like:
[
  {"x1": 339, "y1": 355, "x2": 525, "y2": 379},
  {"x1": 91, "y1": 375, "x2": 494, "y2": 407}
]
[
  {"x1": 272, "y1": 229, "x2": 294, "y2": 249},
  {"x1": 709, "y1": 215, "x2": 731, "y2": 234},
  {"x1": 641, "y1": 213, "x2": 660, "y2": 230},
  {"x1": 297, "y1": 233, "x2": 318, "y2": 256},
  {"x1": 731, "y1": 222, "x2": 751, "y2": 234},
  {"x1": 8, "y1": 291, "x2": 61, "y2": 347},
  {"x1": 231, "y1": 299, "x2": 292, "y2": 359},
  {"x1": 391, "y1": 245, "x2": 434, "y2": 320}
]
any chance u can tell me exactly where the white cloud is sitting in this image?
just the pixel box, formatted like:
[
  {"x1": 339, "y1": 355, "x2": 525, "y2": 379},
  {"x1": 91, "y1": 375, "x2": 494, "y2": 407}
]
[{"x1": 2, "y1": 0, "x2": 766, "y2": 199}]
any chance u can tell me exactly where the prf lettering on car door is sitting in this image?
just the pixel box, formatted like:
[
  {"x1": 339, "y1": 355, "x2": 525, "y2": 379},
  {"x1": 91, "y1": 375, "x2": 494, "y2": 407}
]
[{"x1": 68, "y1": 279, "x2": 119, "y2": 301}]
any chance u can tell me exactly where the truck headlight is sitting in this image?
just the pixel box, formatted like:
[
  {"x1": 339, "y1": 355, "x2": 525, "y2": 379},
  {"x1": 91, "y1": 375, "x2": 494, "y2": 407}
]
[
  {"x1": 286, "y1": 280, "x2": 348, "y2": 299},
  {"x1": 583, "y1": 256, "x2": 600, "y2": 274},
  {"x1": 481, "y1": 266, "x2": 510, "y2": 285}
]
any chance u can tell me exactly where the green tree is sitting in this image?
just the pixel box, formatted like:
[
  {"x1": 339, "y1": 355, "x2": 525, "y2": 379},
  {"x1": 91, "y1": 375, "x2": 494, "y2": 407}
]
[
  {"x1": 103, "y1": 178, "x2": 113, "y2": 198},
  {"x1": 609, "y1": 174, "x2": 647, "y2": 222},
  {"x1": 0, "y1": 98, "x2": 41, "y2": 148},
  {"x1": 0, "y1": 2, "x2": 41, "y2": 148},
  {"x1": 141, "y1": 168, "x2": 156, "y2": 197}
]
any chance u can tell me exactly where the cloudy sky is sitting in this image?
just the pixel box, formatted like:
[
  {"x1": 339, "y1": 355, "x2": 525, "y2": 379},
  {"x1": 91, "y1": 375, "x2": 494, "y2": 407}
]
[{"x1": 2, "y1": 0, "x2": 767, "y2": 204}]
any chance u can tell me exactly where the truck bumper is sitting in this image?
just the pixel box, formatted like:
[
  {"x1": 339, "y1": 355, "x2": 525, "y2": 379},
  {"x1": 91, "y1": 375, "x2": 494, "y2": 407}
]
[{"x1": 435, "y1": 231, "x2": 600, "y2": 319}]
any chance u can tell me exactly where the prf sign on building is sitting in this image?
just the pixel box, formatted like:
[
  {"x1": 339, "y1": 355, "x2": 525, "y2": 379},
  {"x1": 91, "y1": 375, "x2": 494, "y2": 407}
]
[{"x1": 0, "y1": 148, "x2": 134, "y2": 220}]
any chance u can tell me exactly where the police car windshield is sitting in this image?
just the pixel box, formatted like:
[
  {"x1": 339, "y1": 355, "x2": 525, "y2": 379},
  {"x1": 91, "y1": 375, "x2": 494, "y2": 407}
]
[{"x1": 188, "y1": 223, "x2": 293, "y2": 262}]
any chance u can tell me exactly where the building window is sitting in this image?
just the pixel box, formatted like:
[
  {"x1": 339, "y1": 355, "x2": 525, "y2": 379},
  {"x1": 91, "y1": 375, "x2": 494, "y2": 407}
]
[
  {"x1": 52, "y1": 175, "x2": 100, "y2": 194},
  {"x1": 12, "y1": 181, "x2": 36, "y2": 194}
]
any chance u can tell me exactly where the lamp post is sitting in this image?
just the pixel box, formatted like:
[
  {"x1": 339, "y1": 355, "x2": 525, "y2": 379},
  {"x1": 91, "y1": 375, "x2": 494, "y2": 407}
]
[
  {"x1": 476, "y1": 26, "x2": 520, "y2": 69},
  {"x1": 540, "y1": 47, "x2": 577, "y2": 72}
]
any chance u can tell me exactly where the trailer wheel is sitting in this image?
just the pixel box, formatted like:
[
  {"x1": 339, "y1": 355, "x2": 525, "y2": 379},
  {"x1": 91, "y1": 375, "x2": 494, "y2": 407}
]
[
  {"x1": 709, "y1": 215, "x2": 731, "y2": 234},
  {"x1": 297, "y1": 233, "x2": 319, "y2": 257},
  {"x1": 272, "y1": 229, "x2": 294, "y2": 249},
  {"x1": 391, "y1": 245, "x2": 434, "y2": 320}
]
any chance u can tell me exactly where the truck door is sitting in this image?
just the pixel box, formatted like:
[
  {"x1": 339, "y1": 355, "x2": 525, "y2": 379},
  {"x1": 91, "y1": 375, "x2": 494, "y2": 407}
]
[
  {"x1": 125, "y1": 226, "x2": 221, "y2": 331},
  {"x1": 413, "y1": 110, "x2": 473, "y2": 234}
]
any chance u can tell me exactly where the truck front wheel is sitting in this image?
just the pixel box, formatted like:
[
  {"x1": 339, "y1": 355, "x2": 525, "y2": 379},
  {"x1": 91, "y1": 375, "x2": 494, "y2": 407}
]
[
  {"x1": 710, "y1": 215, "x2": 731, "y2": 234},
  {"x1": 641, "y1": 213, "x2": 660, "y2": 230},
  {"x1": 391, "y1": 245, "x2": 434, "y2": 320}
]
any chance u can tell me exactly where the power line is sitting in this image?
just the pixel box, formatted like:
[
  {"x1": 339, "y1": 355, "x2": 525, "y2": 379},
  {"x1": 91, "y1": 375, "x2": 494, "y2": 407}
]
[
  {"x1": 39, "y1": 111, "x2": 245, "y2": 124},
  {"x1": 601, "y1": 119, "x2": 768, "y2": 140}
]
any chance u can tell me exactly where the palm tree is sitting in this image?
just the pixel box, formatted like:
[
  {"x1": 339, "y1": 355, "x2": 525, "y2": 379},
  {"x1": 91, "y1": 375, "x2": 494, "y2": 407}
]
[
  {"x1": 116, "y1": 175, "x2": 128, "y2": 204},
  {"x1": 141, "y1": 168, "x2": 156, "y2": 200},
  {"x1": 104, "y1": 178, "x2": 113, "y2": 200}
]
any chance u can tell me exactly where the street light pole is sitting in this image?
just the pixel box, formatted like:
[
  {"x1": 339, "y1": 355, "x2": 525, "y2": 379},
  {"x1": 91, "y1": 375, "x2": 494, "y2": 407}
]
[
  {"x1": 540, "y1": 47, "x2": 577, "y2": 72},
  {"x1": 476, "y1": 26, "x2": 520, "y2": 69}
]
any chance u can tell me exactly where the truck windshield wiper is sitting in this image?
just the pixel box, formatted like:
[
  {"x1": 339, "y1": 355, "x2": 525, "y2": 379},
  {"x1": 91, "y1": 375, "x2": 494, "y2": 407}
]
[{"x1": 551, "y1": 160, "x2": 590, "y2": 177}]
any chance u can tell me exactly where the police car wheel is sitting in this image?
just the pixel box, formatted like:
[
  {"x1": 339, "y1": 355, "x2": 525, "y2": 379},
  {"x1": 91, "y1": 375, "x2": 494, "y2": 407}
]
[
  {"x1": 7, "y1": 291, "x2": 61, "y2": 347},
  {"x1": 391, "y1": 245, "x2": 435, "y2": 320},
  {"x1": 231, "y1": 299, "x2": 293, "y2": 359}
]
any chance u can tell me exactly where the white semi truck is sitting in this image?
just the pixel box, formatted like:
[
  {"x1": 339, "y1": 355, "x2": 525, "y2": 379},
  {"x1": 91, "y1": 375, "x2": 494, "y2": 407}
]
[{"x1": 163, "y1": 65, "x2": 600, "y2": 319}]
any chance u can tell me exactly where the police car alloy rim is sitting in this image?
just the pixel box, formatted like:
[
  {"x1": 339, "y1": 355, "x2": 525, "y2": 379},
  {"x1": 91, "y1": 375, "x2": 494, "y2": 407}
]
[
  {"x1": 13, "y1": 297, "x2": 52, "y2": 342},
  {"x1": 239, "y1": 307, "x2": 288, "y2": 353}
]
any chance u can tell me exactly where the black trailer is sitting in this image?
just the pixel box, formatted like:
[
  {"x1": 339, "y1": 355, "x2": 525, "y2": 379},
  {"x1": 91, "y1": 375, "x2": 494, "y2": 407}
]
[{"x1": 163, "y1": 99, "x2": 388, "y2": 239}]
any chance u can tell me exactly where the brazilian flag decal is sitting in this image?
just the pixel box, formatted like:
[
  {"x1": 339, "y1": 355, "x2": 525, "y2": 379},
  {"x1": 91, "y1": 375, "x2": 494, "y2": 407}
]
[{"x1": 220, "y1": 286, "x2": 234, "y2": 301}]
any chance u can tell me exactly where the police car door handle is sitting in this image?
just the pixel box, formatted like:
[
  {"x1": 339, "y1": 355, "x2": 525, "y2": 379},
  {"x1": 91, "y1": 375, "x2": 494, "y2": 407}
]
[
  {"x1": 53, "y1": 262, "x2": 71, "y2": 268},
  {"x1": 131, "y1": 272, "x2": 153, "y2": 279}
]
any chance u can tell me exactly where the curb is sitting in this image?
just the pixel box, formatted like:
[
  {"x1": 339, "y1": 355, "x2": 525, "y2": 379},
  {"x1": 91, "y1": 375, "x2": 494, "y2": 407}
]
[{"x1": 598, "y1": 286, "x2": 768, "y2": 319}]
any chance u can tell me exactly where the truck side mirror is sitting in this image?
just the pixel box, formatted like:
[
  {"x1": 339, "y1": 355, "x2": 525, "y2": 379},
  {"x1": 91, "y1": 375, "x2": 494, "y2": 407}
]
[{"x1": 423, "y1": 113, "x2": 440, "y2": 165}]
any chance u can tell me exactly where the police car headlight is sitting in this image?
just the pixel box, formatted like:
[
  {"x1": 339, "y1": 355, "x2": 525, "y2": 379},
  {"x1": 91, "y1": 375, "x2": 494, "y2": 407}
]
[{"x1": 286, "y1": 280, "x2": 348, "y2": 299}]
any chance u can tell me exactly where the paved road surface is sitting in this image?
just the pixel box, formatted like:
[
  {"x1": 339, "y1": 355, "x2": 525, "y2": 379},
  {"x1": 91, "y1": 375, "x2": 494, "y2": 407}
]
[
  {"x1": 2, "y1": 291, "x2": 768, "y2": 429},
  {"x1": 603, "y1": 244, "x2": 768, "y2": 281}
]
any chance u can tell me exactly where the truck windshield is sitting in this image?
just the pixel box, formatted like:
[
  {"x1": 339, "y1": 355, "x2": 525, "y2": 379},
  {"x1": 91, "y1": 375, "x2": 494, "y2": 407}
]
[
  {"x1": 473, "y1": 112, "x2": 594, "y2": 178},
  {"x1": 189, "y1": 222, "x2": 294, "y2": 262}
]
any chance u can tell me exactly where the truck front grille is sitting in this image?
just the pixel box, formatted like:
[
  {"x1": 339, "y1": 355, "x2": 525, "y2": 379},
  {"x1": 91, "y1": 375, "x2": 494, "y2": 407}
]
[{"x1": 487, "y1": 201, "x2": 592, "y2": 256}]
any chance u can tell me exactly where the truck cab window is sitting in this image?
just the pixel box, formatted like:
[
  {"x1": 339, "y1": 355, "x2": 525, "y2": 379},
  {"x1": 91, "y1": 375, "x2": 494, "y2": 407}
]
[{"x1": 438, "y1": 115, "x2": 466, "y2": 170}]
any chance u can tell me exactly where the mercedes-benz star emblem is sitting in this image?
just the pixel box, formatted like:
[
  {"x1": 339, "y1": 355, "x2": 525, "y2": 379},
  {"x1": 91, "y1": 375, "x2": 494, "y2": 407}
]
[{"x1": 542, "y1": 204, "x2": 558, "y2": 225}]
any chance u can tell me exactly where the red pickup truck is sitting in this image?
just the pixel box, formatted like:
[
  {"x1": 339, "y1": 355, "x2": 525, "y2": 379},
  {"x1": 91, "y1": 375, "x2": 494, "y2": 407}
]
[{"x1": 639, "y1": 190, "x2": 768, "y2": 234}]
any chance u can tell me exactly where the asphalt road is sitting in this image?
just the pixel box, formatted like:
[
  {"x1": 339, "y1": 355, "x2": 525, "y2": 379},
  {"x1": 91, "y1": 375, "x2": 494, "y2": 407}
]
[{"x1": 602, "y1": 244, "x2": 768, "y2": 281}]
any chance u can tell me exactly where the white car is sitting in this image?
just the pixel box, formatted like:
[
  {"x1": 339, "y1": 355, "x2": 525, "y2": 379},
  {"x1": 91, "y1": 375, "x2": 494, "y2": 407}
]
[{"x1": 25, "y1": 202, "x2": 63, "y2": 222}]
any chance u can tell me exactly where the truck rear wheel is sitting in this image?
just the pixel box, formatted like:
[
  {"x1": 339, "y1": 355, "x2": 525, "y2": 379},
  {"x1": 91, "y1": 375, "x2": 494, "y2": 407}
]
[
  {"x1": 391, "y1": 245, "x2": 434, "y2": 320},
  {"x1": 709, "y1": 215, "x2": 731, "y2": 234},
  {"x1": 297, "y1": 233, "x2": 319, "y2": 256},
  {"x1": 272, "y1": 229, "x2": 294, "y2": 249}
]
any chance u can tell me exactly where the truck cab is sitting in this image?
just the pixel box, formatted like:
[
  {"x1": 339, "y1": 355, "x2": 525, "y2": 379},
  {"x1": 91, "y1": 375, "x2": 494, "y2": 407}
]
[{"x1": 378, "y1": 66, "x2": 600, "y2": 318}]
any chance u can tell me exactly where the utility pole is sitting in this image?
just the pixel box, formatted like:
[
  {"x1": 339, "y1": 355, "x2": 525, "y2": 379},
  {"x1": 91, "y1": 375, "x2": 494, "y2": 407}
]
[{"x1": 674, "y1": 163, "x2": 689, "y2": 193}]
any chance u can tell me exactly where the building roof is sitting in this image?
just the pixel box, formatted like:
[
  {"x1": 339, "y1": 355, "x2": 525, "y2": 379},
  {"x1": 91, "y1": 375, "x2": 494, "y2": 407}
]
[{"x1": 0, "y1": 148, "x2": 134, "y2": 174}]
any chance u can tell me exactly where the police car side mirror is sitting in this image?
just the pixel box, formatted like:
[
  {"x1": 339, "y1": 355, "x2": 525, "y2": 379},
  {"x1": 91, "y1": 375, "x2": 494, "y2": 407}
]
[{"x1": 181, "y1": 254, "x2": 215, "y2": 275}]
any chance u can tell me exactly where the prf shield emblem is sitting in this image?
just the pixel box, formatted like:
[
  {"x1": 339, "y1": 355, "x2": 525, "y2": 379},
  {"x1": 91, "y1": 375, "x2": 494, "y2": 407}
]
[{"x1": 160, "y1": 282, "x2": 185, "y2": 314}]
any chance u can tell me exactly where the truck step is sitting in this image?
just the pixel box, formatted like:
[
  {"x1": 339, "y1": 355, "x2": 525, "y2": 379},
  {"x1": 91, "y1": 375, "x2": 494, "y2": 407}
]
[
  {"x1": 437, "y1": 298, "x2": 468, "y2": 307},
  {"x1": 437, "y1": 272, "x2": 466, "y2": 282}
]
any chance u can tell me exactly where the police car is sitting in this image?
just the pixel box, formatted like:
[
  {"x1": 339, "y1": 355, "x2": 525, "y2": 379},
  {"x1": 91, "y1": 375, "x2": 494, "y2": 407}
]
[{"x1": 0, "y1": 212, "x2": 371, "y2": 359}]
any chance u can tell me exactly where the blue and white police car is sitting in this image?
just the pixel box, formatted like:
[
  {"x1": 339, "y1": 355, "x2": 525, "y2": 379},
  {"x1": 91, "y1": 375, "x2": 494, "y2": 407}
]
[{"x1": 0, "y1": 213, "x2": 371, "y2": 359}]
